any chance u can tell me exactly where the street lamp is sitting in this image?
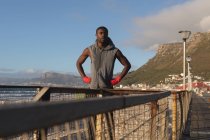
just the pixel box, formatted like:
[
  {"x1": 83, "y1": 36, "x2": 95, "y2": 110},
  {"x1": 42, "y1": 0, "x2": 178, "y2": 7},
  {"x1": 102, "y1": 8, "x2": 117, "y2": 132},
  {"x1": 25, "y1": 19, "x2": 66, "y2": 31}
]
[
  {"x1": 186, "y1": 56, "x2": 192, "y2": 91},
  {"x1": 179, "y1": 30, "x2": 191, "y2": 90}
]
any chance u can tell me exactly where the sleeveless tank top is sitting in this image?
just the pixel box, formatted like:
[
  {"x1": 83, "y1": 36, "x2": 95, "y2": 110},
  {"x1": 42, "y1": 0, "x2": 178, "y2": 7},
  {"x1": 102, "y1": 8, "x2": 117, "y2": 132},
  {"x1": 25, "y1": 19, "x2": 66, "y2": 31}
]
[{"x1": 88, "y1": 43, "x2": 118, "y2": 89}]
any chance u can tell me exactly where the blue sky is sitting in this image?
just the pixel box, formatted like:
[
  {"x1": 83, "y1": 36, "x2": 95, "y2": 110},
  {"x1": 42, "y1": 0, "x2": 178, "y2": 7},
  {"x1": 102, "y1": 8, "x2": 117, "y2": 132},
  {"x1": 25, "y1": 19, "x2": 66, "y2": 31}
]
[{"x1": 1, "y1": 0, "x2": 210, "y2": 76}]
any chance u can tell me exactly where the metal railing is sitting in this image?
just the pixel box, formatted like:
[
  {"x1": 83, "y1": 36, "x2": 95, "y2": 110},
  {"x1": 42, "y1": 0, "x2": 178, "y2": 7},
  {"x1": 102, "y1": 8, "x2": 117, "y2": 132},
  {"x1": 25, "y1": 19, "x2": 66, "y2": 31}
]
[
  {"x1": 171, "y1": 91, "x2": 192, "y2": 140},
  {"x1": 0, "y1": 85, "x2": 192, "y2": 140}
]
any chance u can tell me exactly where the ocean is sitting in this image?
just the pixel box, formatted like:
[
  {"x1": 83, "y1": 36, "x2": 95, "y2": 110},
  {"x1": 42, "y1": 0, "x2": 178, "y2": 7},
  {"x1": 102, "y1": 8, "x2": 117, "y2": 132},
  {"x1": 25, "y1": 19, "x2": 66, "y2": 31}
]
[{"x1": 0, "y1": 87, "x2": 37, "y2": 104}]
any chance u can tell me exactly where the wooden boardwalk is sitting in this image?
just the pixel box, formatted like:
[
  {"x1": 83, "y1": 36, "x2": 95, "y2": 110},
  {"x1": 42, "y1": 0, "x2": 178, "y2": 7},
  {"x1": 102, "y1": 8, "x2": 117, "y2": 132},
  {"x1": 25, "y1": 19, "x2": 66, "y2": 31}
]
[{"x1": 188, "y1": 93, "x2": 210, "y2": 139}]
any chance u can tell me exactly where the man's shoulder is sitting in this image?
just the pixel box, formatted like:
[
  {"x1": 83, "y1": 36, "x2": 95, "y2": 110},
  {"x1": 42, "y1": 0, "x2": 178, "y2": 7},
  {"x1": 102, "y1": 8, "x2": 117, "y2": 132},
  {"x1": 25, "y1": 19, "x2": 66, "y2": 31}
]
[
  {"x1": 112, "y1": 46, "x2": 119, "y2": 52},
  {"x1": 85, "y1": 44, "x2": 96, "y2": 55},
  {"x1": 114, "y1": 46, "x2": 119, "y2": 50},
  {"x1": 87, "y1": 43, "x2": 95, "y2": 49}
]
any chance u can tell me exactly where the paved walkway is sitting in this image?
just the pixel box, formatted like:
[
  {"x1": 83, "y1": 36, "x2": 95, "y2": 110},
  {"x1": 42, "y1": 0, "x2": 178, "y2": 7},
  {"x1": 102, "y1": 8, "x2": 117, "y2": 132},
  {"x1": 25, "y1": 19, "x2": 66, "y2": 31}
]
[{"x1": 189, "y1": 93, "x2": 210, "y2": 139}]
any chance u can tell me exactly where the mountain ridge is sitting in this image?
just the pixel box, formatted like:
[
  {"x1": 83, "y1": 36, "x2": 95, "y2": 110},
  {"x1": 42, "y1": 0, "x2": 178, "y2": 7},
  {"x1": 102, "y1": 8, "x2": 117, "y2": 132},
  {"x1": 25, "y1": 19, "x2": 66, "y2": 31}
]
[
  {"x1": 0, "y1": 71, "x2": 84, "y2": 87},
  {"x1": 121, "y1": 31, "x2": 210, "y2": 85}
]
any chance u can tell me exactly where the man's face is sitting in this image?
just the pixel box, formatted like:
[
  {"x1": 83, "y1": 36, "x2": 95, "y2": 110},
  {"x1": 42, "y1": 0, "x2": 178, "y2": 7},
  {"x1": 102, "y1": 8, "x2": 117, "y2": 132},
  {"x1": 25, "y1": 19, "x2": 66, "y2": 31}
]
[{"x1": 96, "y1": 29, "x2": 108, "y2": 43}]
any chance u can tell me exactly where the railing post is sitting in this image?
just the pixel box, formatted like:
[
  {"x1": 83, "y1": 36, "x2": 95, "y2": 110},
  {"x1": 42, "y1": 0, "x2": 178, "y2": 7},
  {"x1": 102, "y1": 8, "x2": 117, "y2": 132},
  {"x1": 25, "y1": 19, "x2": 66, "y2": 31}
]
[
  {"x1": 182, "y1": 93, "x2": 186, "y2": 131},
  {"x1": 75, "y1": 121, "x2": 82, "y2": 140},
  {"x1": 105, "y1": 112, "x2": 115, "y2": 140},
  {"x1": 178, "y1": 92, "x2": 184, "y2": 134},
  {"x1": 95, "y1": 94, "x2": 103, "y2": 140},
  {"x1": 33, "y1": 87, "x2": 50, "y2": 140},
  {"x1": 33, "y1": 87, "x2": 50, "y2": 102},
  {"x1": 172, "y1": 92, "x2": 177, "y2": 140},
  {"x1": 82, "y1": 119, "x2": 89, "y2": 140},
  {"x1": 40, "y1": 129, "x2": 47, "y2": 140},
  {"x1": 185, "y1": 91, "x2": 189, "y2": 120},
  {"x1": 184, "y1": 92, "x2": 187, "y2": 127},
  {"x1": 150, "y1": 100, "x2": 158, "y2": 140},
  {"x1": 160, "y1": 98, "x2": 167, "y2": 139},
  {"x1": 64, "y1": 122, "x2": 71, "y2": 140}
]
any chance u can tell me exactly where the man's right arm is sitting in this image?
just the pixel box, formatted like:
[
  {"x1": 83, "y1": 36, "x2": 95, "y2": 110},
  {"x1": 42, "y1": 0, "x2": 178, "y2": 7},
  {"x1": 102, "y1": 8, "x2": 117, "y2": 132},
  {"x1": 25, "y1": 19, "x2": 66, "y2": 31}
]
[{"x1": 76, "y1": 48, "x2": 90, "y2": 78}]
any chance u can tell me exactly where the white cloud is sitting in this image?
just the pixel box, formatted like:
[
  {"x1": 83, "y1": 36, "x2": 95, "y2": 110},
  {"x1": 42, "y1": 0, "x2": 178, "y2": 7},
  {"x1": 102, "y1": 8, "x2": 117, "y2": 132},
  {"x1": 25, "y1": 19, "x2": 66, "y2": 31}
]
[
  {"x1": 200, "y1": 16, "x2": 210, "y2": 31},
  {"x1": 128, "y1": 0, "x2": 210, "y2": 50},
  {"x1": 21, "y1": 69, "x2": 47, "y2": 74},
  {"x1": 24, "y1": 69, "x2": 36, "y2": 74},
  {"x1": 0, "y1": 68, "x2": 47, "y2": 78}
]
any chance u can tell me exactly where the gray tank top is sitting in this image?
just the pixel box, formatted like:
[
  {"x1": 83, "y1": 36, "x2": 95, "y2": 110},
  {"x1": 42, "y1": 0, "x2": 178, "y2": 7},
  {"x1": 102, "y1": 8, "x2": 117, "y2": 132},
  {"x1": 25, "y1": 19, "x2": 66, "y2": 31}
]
[{"x1": 88, "y1": 43, "x2": 118, "y2": 89}]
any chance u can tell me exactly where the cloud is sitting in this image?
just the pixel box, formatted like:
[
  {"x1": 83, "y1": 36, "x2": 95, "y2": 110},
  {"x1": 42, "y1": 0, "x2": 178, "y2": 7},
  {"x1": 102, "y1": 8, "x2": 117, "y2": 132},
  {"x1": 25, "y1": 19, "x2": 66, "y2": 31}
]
[
  {"x1": 200, "y1": 16, "x2": 210, "y2": 31},
  {"x1": 20, "y1": 69, "x2": 47, "y2": 74},
  {"x1": 0, "y1": 69, "x2": 49, "y2": 79},
  {"x1": 128, "y1": 0, "x2": 210, "y2": 50},
  {"x1": 23, "y1": 68, "x2": 41, "y2": 74}
]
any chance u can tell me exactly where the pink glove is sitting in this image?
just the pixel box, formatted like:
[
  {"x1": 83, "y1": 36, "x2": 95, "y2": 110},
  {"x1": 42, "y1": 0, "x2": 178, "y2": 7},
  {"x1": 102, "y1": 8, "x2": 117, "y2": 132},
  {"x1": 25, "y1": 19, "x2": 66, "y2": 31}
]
[
  {"x1": 111, "y1": 76, "x2": 121, "y2": 85},
  {"x1": 83, "y1": 76, "x2": 91, "y2": 84}
]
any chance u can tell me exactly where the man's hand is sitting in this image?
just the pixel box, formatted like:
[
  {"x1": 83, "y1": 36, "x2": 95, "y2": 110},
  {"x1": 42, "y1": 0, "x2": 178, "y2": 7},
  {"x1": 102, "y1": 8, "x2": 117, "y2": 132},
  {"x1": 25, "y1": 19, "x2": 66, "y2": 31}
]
[
  {"x1": 111, "y1": 76, "x2": 121, "y2": 85},
  {"x1": 83, "y1": 76, "x2": 91, "y2": 84}
]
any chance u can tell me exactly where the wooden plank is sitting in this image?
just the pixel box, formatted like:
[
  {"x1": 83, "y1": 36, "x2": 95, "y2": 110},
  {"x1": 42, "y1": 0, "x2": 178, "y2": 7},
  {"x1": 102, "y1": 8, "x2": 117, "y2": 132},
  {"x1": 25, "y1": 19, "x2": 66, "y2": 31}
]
[
  {"x1": 40, "y1": 129, "x2": 47, "y2": 140},
  {"x1": 0, "y1": 85, "x2": 171, "y2": 95},
  {"x1": 103, "y1": 89, "x2": 165, "y2": 94},
  {"x1": 50, "y1": 87, "x2": 100, "y2": 94},
  {"x1": 33, "y1": 87, "x2": 50, "y2": 101},
  {"x1": 22, "y1": 133, "x2": 29, "y2": 140},
  {"x1": 75, "y1": 120, "x2": 82, "y2": 140},
  {"x1": 95, "y1": 114, "x2": 102, "y2": 140},
  {"x1": 64, "y1": 122, "x2": 71, "y2": 140},
  {"x1": 82, "y1": 119, "x2": 89, "y2": 140},
  {"x1": 124, "y1": 91, "x2": 171, "y2": 107},
  {"x1": 0, "y1": 85, "x2": 42, "y2": 88},
  {"x1": 105, "y1": 112, "x2": 115, "y2": 140},
  {"x1": 90, "y1": 116, "x2": 96, "y2": 139},
  {"x1": 150, "y1": 101, "x2": 158, "y2": 140},
  {"x1": 172, "y1": 92, "x2": 177, "y2": 140}
]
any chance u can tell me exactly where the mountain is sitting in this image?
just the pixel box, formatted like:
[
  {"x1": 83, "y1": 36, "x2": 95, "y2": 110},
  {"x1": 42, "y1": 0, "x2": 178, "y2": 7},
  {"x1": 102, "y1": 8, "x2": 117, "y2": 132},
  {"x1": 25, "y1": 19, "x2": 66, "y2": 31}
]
[
  {"x1": 121, "y1": 31, "x2": 210, "y2": 85},
  {"x1": 39, "y1": 72, "x2": 83, "y2": 86},
  {"x1": 0, "y1": 72, "x2": 84, "y2": 87}
]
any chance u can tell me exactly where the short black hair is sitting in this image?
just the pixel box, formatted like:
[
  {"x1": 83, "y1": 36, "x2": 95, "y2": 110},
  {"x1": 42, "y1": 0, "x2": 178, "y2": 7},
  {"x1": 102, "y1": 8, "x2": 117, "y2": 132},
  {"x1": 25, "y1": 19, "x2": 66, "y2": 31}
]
[{"x1": 96, "y1": 26, "x2": 108, "y2": 34}]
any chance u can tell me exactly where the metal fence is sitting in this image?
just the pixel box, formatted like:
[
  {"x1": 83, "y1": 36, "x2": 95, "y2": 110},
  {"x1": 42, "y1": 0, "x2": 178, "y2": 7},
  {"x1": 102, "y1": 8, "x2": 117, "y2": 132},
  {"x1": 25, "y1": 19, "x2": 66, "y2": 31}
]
[
  {"x1": 0, "y1": 86, "x2": 192, "y2": 140},
  {"x1": 171, "y1": 91, "x2": 192, "y2": 140}
]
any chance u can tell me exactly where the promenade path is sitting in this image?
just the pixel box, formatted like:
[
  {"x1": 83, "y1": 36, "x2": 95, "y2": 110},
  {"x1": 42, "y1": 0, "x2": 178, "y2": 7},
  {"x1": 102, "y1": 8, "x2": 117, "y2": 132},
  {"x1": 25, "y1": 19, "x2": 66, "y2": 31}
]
[{"x1": 188, "y1": 93, "x2": 210, "y2": 139}]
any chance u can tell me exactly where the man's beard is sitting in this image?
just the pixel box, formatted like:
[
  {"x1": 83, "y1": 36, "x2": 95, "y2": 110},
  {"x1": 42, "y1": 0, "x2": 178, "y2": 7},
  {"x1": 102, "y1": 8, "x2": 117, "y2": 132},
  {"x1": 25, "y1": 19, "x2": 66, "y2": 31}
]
[{"x1": 98, "y1": 38, "x2": 108, "y2": 43}]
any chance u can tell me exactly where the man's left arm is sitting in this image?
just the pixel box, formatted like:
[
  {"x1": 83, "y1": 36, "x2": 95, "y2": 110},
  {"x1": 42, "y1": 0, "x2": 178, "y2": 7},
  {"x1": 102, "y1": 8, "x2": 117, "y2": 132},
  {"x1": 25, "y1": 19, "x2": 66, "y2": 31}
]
[
  {"x1": 111, "y1": 50, "x2": 131, "y2": 85},
  {"x1": 116, "y1": 50, "x2": 131, "y2": 79}
]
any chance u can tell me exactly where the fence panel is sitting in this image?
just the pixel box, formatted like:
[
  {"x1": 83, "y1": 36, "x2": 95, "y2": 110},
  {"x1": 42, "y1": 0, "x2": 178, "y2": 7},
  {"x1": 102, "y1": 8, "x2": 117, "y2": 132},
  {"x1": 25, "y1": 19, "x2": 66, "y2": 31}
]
[{"x1": 0, "y1": 86, "x2": 192, "y2": 140}]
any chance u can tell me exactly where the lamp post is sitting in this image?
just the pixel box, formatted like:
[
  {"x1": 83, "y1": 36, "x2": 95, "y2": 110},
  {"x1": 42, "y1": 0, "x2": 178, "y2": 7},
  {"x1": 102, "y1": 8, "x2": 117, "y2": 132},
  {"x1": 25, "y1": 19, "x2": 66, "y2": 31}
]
[
  {"x1": 179, "y1": 30, "x2": 191, "y2": 90},
  {"x1": 186, "y1": 56, "x2": 192, "y2": 91}
]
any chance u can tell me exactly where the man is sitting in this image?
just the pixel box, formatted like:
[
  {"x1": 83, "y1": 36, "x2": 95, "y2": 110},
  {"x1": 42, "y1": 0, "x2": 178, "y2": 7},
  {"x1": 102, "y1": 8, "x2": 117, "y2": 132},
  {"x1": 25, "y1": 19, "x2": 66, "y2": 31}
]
[{"x1": 77, "y1": 26, "x2": 131, "y2": 89}]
